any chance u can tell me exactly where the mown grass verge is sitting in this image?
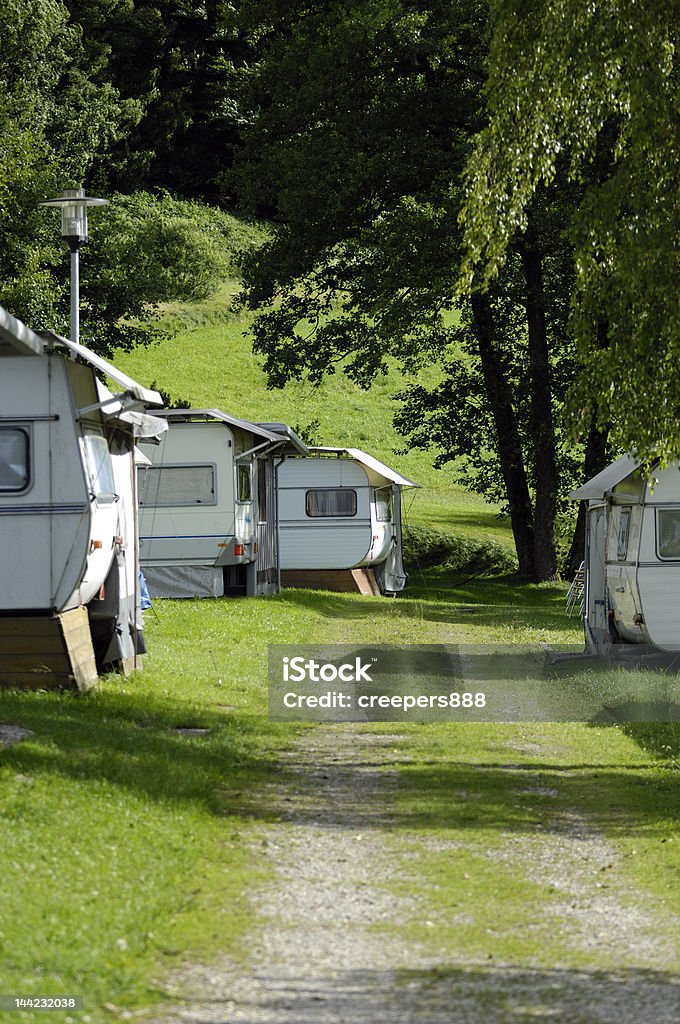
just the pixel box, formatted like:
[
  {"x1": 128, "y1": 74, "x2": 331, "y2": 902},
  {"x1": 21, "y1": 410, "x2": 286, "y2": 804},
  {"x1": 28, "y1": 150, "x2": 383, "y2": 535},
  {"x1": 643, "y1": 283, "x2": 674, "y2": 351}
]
[
  {"x1": 0, "y1": 574, "x2": 579, "y2": 1022},
  {"x1": 374, "y1": 699, "x2": 680, "y2": 974}
]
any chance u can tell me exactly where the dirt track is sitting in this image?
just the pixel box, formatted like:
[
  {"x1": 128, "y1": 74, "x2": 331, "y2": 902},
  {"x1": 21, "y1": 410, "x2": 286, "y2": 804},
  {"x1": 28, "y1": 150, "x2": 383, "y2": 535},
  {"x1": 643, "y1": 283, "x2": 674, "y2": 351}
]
[{"x1": 152, "y1": 727, "x2": 680, "y2": 1024}]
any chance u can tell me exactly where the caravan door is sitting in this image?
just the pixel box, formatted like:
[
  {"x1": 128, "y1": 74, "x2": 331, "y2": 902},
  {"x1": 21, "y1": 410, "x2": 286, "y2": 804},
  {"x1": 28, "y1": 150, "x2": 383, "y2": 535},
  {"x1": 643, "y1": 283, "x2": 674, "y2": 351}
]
[{"x1": 585, "y1": 505, "x2": 609, "y2": 649}]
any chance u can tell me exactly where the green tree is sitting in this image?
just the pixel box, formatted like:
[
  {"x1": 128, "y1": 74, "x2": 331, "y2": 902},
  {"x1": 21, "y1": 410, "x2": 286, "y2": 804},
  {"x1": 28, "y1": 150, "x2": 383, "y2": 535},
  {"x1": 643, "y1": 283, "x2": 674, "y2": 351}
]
[
  {"x1": 460, "y1": 0, "x2": 680, "y2": 467},
  {"x1": 78, "y1": 191, "x2": 248, "y2": 353},
  {"x1": 232, "y1": 0, "x2": 593, "y2": 579},
  {"x1": 0, "y1": 0, "x2": 135, "y2": 332},
  {"x1": 64, "y1": 0, "x2": 244, "y2": 199}
]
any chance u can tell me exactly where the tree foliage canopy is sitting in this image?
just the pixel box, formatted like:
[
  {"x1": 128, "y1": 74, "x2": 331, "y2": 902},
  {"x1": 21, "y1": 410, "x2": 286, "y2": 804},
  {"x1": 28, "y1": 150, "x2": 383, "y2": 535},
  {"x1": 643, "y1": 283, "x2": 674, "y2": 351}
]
[
  {"x1": 461, "y1": 0, "x2": 680, "y2": 465},
  {"x1": 234, "y1": 0, "x2": 486, "y2": 385}
]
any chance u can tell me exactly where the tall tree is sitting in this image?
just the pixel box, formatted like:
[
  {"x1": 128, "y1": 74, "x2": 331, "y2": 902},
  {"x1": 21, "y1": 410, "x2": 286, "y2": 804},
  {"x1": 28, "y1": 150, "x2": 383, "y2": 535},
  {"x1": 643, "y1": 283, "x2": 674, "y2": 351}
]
[
  {"x1": 65, "y1": 0, "x2": 244, "y2": 199},
  {"x1": 0, "y1": 2, "x2": 241, "y2": 352},
  {"x1": 232, "y1": 0, "x2": 587, "y2": 578},
  {"x1": 460, "y1": 0, "x2": 680, "y2": 467}
]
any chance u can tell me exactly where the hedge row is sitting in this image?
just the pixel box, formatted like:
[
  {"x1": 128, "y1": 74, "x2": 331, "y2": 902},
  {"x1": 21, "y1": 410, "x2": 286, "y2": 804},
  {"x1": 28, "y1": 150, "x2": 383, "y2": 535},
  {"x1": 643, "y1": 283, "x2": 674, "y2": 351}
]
[{"x1": 402, "y1": 524, "x2": 518, "y2": 581}]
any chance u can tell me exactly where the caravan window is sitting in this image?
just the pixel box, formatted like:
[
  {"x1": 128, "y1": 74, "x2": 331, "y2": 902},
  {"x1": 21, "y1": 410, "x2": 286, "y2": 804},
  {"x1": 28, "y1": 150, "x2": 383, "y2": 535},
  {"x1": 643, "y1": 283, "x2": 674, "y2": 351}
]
[
  {"x1": 0, "y1": 427, "x2": 30, "y2": 492},
  {"x1": 138, "y1": 464, "x2": 216, "y2": 506},
  {"x1": 82, "y1": 433, "x2": 116, "y2": 504},
  {"x1": 657, "y1": 509, "x2": 680, "y2": 559},
  {"x1": 616, "y1": 509, "x2": 631, "y2": 560},
  {"x1": 374, "y1": 487, "x2": 393, "y2": 522},
  {"x1": 237, "y1": 464, "x2": 252, "y2": 502},
  {"x1": 306, "y1": 488, "x2": 357, "y2": 517}
]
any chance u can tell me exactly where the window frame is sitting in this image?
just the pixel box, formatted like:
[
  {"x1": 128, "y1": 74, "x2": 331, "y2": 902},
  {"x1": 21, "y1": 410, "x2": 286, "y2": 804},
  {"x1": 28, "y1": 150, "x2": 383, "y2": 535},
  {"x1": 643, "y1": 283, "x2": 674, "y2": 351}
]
[
  {"x1": 0, "y1": 425, "x2": 31, "y2": 494},
  {"x1": 236, "y1": 463, "x2": 252, "y2": 503},
  {"x1": 616, "y1": 508, "x2": 631, "y2": 560},
  {"x1": 374, "y1": 486, "x2": 393, "y2": 523},
  {"x1": 81, "y1": 431, "x2": 117, "y2": 505},
  {"x1": 137, "y1": 463, "x2": 218, "y2": 508},
  {"x1": 656, "y1": 508, "x2": 680, "y2": 561},
  {"x1": 305, "y1": 488, "x2": 358, "y2": 518}
]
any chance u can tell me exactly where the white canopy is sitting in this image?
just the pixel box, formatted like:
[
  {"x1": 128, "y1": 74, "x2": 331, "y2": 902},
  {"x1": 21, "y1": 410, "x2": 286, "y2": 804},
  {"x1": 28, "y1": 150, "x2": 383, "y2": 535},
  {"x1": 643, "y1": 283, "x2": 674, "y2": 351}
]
[
  {"x1": 310, "y1": 446, "x2": 419, "y2": 488},
  {"x1": 0, "y1": 302, "x2": 163, "y2": 407},
  {"x1": 569, "y1": 454, "x2": 640, "y2": 501}
]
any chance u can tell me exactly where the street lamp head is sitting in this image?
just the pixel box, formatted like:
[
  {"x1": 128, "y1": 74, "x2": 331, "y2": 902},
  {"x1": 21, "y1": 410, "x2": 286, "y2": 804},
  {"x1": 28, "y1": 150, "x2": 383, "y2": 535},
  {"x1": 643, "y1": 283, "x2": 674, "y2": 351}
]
[{"x1": 39, "y1": 187, "x2": 109, "y2": 245}]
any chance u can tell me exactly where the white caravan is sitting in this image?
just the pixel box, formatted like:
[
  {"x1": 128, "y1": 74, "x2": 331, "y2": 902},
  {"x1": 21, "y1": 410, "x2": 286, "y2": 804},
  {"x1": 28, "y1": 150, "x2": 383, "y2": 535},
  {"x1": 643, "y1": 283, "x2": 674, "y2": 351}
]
[
  {"x1": 0, "y1": 304, "x2": 165, "y2": 689},
  {"x1": 571, "y1": 454, "x2": 680, "y2": 653},
  {"x1": 137, "y1": 410, "x2": 308, "y2": 598},
  {"x1": 273, "y1": 445, "x2": 417, "y2": 594}
]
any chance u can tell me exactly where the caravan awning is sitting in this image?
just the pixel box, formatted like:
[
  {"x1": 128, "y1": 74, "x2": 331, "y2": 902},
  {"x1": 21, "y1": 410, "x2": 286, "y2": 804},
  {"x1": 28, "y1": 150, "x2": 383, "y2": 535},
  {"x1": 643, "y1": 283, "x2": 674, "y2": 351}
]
[
  {"x1": 47, "y1": 332, "x2": 163, "y2": 406},
  {"x1": 0, "y1": 303, "x2": 162, "y2": 407},
  {"x1": 257, "y1": 422, "x2": 309, "y2": 455},
  {"x1": 95, "y1": 381, "x2": 168, "y2": 437},
  {"x1": 311, "y1": 446, "x2": 419, "y2": 488},
  {"x1": 0, "y1": 305, "x2": 44, "y2": 356},
  {"x1": 569, "y1": 454, "x2": 640, "y2": 501},
  {"x1": 160, "y1": 409, "x2": 291, "y2": 445}
]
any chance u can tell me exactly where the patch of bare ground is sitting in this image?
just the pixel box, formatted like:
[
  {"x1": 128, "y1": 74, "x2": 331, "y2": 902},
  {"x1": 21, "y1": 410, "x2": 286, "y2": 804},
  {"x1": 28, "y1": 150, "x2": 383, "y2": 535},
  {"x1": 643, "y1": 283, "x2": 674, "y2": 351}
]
[{"x1": 150, "y1": 727, "x2": 680, "y2": 1024}]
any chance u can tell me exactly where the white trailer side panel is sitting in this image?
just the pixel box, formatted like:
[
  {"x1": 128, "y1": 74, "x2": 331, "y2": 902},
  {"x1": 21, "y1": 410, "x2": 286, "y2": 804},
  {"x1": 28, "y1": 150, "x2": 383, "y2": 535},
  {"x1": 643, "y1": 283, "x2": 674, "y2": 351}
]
[
  {"x1": 138, "y1": 421, "x2": 236, "y2": 566},
  {"x1": 0, "y1": 356, "x2": 91, "y2": 612},
  {"x1": 278, "y1": 457, "x2": 372, "y2": 570},
  {"x1": 637, "y1": 566, "x2": 680, "y2": 649}
]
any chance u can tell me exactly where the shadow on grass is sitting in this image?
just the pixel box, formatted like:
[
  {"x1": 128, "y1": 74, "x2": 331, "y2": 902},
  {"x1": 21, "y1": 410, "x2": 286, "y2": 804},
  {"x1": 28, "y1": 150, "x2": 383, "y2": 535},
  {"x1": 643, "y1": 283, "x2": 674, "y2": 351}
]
[
  {"x1": 0, "y1": 687, "x2": 289, "y2": 819},
  {"x1": 261, "y1": 739, "x2": 680, "y2": 837},
  {"x1": 277, "y1": 575, "x2": 577, "y2": 635},
  {"x1": 1, "y1": 686, "x2": 677, "y2": 839},
  {"x1": 619, "y1": 720, "x2": 680, "y2": 761},
  {"x1": 168, "y1": 962, "x2": 680, "y2": 1022}
]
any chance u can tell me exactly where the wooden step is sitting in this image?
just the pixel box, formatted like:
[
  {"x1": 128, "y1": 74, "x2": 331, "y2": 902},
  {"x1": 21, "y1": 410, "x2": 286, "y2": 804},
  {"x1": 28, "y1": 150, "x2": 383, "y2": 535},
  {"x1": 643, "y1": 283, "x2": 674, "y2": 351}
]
[
  {"x1": 0, "y1": 608, "x2": 98, "y2": 692},
  {"x1": 281, "y1": 568, "x2": 382, "y2": 595}
]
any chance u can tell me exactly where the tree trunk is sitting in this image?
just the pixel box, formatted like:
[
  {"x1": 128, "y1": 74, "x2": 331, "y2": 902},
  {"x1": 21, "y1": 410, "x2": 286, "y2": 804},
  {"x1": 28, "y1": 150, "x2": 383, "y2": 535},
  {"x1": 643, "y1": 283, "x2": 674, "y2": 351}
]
[
  {"x1": 520, "y1": 231, "x2": 559, "y2": 581},
  {"x1": 565, "y1": 318, "x2": 610, "y2": 578},
  {"x1": 471, "y1": 292, "x2": 536, "y2": 578}
]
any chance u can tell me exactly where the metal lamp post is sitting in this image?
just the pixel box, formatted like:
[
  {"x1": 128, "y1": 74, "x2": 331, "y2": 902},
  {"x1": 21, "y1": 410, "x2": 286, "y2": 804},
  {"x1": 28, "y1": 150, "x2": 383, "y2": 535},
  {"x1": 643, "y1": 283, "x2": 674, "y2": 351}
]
[{"x1": 39, "y1": 188, "x2": 109, "y2": 345}]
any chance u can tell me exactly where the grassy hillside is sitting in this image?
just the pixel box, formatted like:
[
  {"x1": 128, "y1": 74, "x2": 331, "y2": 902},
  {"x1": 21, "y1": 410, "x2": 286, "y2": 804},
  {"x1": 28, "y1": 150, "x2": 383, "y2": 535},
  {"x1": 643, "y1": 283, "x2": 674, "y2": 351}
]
[{"x1": 113, "y1": 285, "x2": 511, "y2": 545}]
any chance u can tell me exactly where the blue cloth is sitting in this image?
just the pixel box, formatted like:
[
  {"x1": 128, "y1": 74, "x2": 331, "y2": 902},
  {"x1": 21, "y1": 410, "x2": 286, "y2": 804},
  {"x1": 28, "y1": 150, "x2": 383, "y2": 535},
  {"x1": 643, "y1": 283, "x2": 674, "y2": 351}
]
[{"x1": 138, "y1": 570, "x2": 152, "y2": 611}]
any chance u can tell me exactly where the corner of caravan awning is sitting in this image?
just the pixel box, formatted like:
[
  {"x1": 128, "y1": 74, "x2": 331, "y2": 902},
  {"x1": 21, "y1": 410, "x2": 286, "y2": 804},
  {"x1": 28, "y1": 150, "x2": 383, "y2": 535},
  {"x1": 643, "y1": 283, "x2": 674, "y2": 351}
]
[
  {"x1": 117, "y1": 410, "x2": 169, "y2": 438},
  {"x1": 569, "y1": 453, "x2": 640, "y2": 501},
  {"x1": 94, "y1": 381, "x2": 168, "y2": 438},
  {"x1": 159, "y1": 409, "x2": 300, "y2": 449},
  {"x1": 0, "y1": 304, "x2": 45, "y2": 356},
  {"x1": 310, "y1": 446, "x2": 419, "y2": 487},
  {"x1": 43, "y1": 331, "x2": 163, "y2": 406},
  {"x1": 256, "y1": 422, "x2": 310, "y2": 455}
]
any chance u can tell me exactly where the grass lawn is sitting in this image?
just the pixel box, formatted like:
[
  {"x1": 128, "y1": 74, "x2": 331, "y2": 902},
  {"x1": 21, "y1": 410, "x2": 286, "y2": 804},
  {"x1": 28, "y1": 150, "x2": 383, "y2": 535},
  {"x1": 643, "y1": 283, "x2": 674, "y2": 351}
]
[
  {"x1": 0, "y1": 572, "x2": 578, "y2": 1021},
  {"x1": 4, "y1": 570, "x2": 680, "y2": 1020}
]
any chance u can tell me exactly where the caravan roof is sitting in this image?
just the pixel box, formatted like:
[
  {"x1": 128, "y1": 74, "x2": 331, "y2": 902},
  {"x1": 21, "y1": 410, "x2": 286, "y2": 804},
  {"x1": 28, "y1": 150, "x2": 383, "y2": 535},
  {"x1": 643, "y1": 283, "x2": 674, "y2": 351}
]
[
  {"x1": 569, "y1": 454, "x2": 640, "y2": 501},
  {"x1": 158, "y1": 410, "x2": 310, "y2": 453},
  {"x1": 0, "y1": 304, "x2": 162, "y2": 407},
  {"x1": 309, "y1": 446, "x2": 419, "y2": 488}
]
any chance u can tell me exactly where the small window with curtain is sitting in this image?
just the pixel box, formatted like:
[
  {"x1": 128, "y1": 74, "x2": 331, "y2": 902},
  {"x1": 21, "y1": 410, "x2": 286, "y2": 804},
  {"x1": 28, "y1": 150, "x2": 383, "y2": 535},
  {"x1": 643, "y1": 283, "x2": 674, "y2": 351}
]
[
  {"x1": 306, "y1": 488, "x2": 357, "y2": 517},
  {"x1": 0, "y1": 427, "x2": 30, "y2": 491},
  {"x1": 658, "y1": 509, "x2": 680, "y2": 559}
]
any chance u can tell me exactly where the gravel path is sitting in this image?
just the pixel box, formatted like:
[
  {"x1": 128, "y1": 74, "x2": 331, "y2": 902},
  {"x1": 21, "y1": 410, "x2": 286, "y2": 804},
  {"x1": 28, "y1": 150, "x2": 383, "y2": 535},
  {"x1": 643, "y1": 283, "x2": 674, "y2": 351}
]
[{"x1": 152, "y1": 726, "x2": 680, "y2": 1024}]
